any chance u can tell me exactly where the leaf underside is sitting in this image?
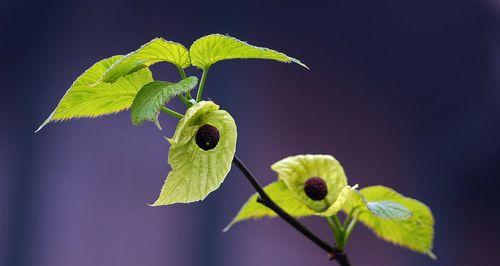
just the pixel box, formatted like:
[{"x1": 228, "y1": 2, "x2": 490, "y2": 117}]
[
  {"x1": 101, "y1": 38, "x2": 190, "y2": 83},
  {"x1": 130, "y1": 77, "x2": 198, "y2": 128},
  {"x1": 36, "y1": 55, "x2": 153, "y2": 132},
  {"x1": 366, "y1": 201, "x2": 412, "y2": 220},
  {"x1": 189, "y1": 34, "x2": 308, "y2": 70},
  {"x1": 151, "y1": 101, "x2": 237, "y2": 206}
]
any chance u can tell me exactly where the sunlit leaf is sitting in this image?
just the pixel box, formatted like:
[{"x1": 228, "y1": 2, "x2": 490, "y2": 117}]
[
  {"x1": 223, "y1": 181, "x2": 315, "y2": 231},
  {"x1": 130, "y1": 77, "x2": 198, "y2": 128},
  {"x1": 189, "y1": 34, "x2": 308, "y2": 70},
  {"x1": 271, "y1": 154, "x2": 348, "y2": 213},
  {"x1": 36, "y1": 55, "x2": 153, "y2": 132},
  {"x1": 151, "y1": 101, "x2": 237, "y2": 205},
  {"x1": 102, "y1": 38, "x2": 190, "y2": 83},
  {"x1": 344, "y1": 185, "x2": 436, "y2": 258}
]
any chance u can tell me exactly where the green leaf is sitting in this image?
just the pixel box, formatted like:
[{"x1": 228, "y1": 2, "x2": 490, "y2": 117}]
[
  {"x1": 316, "y1": 185, "x2": 360, "y2": 217},
  {"x1": 151, "y1": 101, "x2": 237, "y2": 205},
  {"x1": 101, "y1": 38, "x2": 190, "y2": 83},
  {"x1": 130, "y1": 77, "x2": 198, "y2": 128},
  {"x1": 189, "y1": 34, "x2": 308, "y2": 70},
  {"x1": 345, "y1": 186, "x2": 435, "y2": 258},
  {"x1": 223, "y1": 181, "x2": 315, "y2": 231},
  {"x1": 36, "y1": 55, "x2": 153, "y2": 132},
  {"x1": 271, "y1": 154, "x2": 348, "y2": 213}
]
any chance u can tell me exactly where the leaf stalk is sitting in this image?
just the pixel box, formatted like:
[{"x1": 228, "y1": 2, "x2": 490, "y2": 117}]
[
  {"x1": 177, "y1": 67, "x2": 193, "y2": 100},
  {"x1": 160, "y1": 107, "x2": 184, "y2": 119},
  {"x1": 196, "y1": 67, "x2": 209, "y2": 102}
]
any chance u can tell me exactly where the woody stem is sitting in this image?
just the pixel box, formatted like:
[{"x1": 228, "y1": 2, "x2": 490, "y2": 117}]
[{"x1": 232, "y1": 155, "x2": 351, "y2": 266}]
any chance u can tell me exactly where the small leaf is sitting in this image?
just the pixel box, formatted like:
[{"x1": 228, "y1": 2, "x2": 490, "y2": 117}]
[
  {"x1": 151, "y1": 101, "x2": 237, "y2": 205},
  {"x1": 130, "y1": 77, "x2": 198, "y2": 128},
  {"x1": 271, "y1": 154, "x2": 348, "y2": 212},
  {"x1": 36, "y1": 55, "x2": 153, "y2": 132},
  {"x1": 189, "y1": 34, "x2": 308, "y2": 70},
  {"x1": 102, "y1": 38, "x2": 190, "y2": 83},
  {"x1": 344, "y1": 186, "x2": 435, "y2": 258},
  {"x1": 223, "y1": 181, "x2": 315, "y2": 231}
]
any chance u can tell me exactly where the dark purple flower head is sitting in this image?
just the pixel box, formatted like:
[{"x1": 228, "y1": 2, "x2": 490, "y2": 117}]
[
  {"x1": 195, "y1": 124, "x2": 220, "y2": 151},
  {"x1": 304, "y1": 177, "x2": 328, "y2": 201}
]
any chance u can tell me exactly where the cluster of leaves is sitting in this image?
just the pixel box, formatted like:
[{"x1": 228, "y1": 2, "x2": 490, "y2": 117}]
[
  {"x1": 37, "y1": 34, "x2": 306, "y2": 205},
  {"x1": 37, "y1": 34, "x2": 435, "y2": 260},
  {"x1": 225, "y1": 155, "x2": 435, "y2": 258}
]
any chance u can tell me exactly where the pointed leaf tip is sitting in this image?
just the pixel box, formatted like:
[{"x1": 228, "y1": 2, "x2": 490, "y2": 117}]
[
  {"x1": 190, "y1": 34, "x2": 307, "y2": 70},
  {"x1": 38, "y1": 55, "x2": 153, "y2": 131}
]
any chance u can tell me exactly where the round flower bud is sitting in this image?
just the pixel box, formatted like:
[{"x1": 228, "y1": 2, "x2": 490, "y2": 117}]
[
  {"x1": 195, "y1": 124, "x2": 220, "y2": 151},
  {"x1": 304, "y1": 177, "x2": 328, "y2": 201}
]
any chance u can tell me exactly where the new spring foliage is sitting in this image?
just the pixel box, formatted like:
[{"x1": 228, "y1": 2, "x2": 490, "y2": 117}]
[
  {"x1": 37, "y1": 34, "x2": 305, "y2": 205},
  {"x1": 38, "y1": 34, "x2": 434, "y2": 259}
]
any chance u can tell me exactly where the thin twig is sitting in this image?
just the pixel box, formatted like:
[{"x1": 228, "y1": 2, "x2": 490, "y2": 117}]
[
  {"x1": 160, "y1": 107, "x2": 184, "y2": 119},
  {"x1": 232, "y1": 155, "x2": 351, "y2": 266}
]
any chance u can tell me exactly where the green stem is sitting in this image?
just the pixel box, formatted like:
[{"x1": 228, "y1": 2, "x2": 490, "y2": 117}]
[
  {"x1": 196, "y1": 67, "x2": 209, "y2": 102},
  {"x1": 161, "y1": 107, "x2": 184, "y2": 119},
  {"x1": 343, "y1": 209, "x2": 356, "y2": 228},
  {"x1": 178, "y1": 93, "x2": 190, "y2": 106},
  {"x1": 178, "y1": 67, "x2": 187, "y2": 79},
  {"x1": 326, "y1": 216, "x2": 341, "y2": 242},
  {"x1": 340, "y1": 219, "x2": 358, "y2": 249},
  {"x1": 177, "y1": 67, "x2": 192, "y2": 100},
  {"x1": 332, "y1": 215, "x2": 344, "y2": 235},
  {"x1": 326, "y1": 214, "x2": 348, "y2": 251}
]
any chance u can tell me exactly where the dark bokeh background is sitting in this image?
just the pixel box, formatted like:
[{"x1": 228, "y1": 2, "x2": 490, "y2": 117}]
[{"x1": 1, "y1": 0, "x2": 499, "y2": 265}]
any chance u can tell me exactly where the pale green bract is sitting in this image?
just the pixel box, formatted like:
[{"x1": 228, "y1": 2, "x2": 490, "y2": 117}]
[
  {"x1": 224, "y1": 155, "x2": 358, "y2": 229},
  {"x1": 223, "y1": 180, "x2": 315, "y2": 231},
  {"x1": 151, "y1": 101, "x2": 237, "y2": 205},
  {"x1": 316, "y1": 185, "x2": 359, "y2": 217},
  {"x1": 271, "y1": 154, "x2": 348, "y2": 213},
  {"x1": 344, "y1": 186, "x2": 435, "y2": 258},
  {"x1": 36, "y1": 55, "x2": 153, "y2": 132},
  {"x1": 130, "y1": 77, "x2": 198, "y2": 129},
  {"x1": 189, "y1": 34, "x2": 308, "y2": 70},
  {"x1": 101, "y1": 38, "x2": 190, "y2": 83}
]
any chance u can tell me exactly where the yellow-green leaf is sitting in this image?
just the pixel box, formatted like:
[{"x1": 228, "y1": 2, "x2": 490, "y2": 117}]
[
  {"x1": 130, "y1": 77, "x2": 198, "y2": 128},
  {"x1": 223, "y1": 181, "x2": 315, "y2": 231},
  {"x1": 271, "y1": 154, "x2": 348, "y2": 213},
  {"x1": 102, "y1": 38, "x2": 190, "y2": 83},
  {"x1": 316, "y1": 185, "x2": 360, "y2": 217},
  {"x1": 151, "y1": 101, "x2": 237, "y2": 205},
  {"x1": 189, "y1": 34, "x2": 308, "y2": 70},
  {"x1": 36, "y1": 55, "x2": 153, "y2": 132},
  {"x1": 345, "y1": 186, "x2": 436, "y2": 258}
]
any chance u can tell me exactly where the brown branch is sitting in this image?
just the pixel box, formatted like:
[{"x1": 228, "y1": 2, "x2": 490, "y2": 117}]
[{"x1": 232, "y1": 155, "x2": 351, "y2": 266}]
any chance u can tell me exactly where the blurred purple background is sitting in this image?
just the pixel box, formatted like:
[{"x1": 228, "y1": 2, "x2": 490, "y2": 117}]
[{"x1": 1, "y1": 0, "x2": 499, "y2": 265}]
